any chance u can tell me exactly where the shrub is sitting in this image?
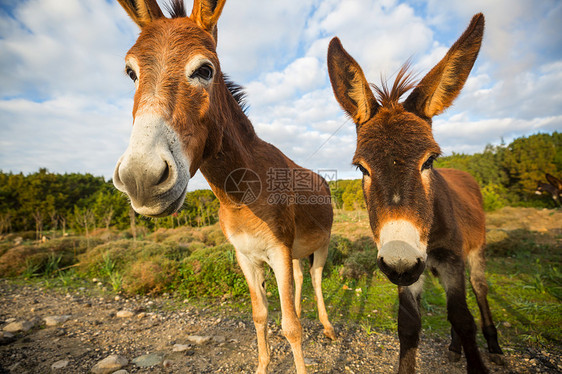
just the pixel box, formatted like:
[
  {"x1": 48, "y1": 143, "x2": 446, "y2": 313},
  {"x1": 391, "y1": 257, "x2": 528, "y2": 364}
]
[
  {"x1": 340, "y1": 250, "x2": 378, "y2": 279},
  {"x1": 481, "y1": 183, "x2": 509, "y2": 211},
  {"x1": 327, "y1": 235, "x2": 354, "y2": 267},
  {"x1": 122, "y1": 257, "x2": 178, "y2": 294},
  {"x1": 175, "y1": 243, "x2": 247, "y2": 298}
]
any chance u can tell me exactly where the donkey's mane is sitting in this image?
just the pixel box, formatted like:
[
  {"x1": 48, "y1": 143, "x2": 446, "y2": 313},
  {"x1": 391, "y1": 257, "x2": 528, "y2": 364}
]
[
  {"x1": 224, "y1": 75, "x2": 249, "y2": 114},
  {"x1": 371, "y1": 62, "x2": 418, "y2": 109},
  {"x1": 165, "y1": 0, "x2": 187, "y2": 18}
]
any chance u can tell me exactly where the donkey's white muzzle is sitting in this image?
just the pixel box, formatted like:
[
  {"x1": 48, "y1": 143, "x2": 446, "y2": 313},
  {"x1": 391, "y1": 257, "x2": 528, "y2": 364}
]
[
  {"x1": 113, "y1": 113, "x2": 190, "y2": 217},
  {"x1": 377, "y1": 219, "x2": 427, "y2": 286}
]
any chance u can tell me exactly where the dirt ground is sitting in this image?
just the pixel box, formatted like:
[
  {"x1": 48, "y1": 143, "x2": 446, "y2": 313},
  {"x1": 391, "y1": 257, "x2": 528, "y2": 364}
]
[{"x1": 1, "y1": 280, "x2": 560, "y2": 374}]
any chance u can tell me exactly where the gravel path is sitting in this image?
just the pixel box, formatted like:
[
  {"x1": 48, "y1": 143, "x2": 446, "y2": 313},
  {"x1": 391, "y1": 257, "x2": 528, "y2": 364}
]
[{"x1": 0, "y1": 280, "x2": 560, "y2": 373}]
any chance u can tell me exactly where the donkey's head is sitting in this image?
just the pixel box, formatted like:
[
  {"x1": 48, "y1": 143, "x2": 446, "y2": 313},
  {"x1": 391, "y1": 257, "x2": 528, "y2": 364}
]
[
  {"x1": 328, "y1": 14, "x2": 484, "y2": 286},
  {"x1": 113, "y1": 0, "x2": 227, "y2": 217}
]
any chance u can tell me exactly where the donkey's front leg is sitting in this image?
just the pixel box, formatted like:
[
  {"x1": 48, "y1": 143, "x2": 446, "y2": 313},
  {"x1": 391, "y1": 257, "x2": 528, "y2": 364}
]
[
  {"x1": 397, "y1": 276, "x2": 424, "y2": 374},
  {"x1": 236, "y1": 251, "x2": 270, "y2": 374},
  {"x1": 271, "y1": 247, "x2": 306, "y2": 374},
  {"x1": 438, "y1": 255, "x2": 488, "y2": 374}
]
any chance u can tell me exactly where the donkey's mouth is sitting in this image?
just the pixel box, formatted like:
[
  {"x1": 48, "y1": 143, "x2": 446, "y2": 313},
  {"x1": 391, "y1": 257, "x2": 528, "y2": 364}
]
[
  {"x1": 132, "y1": 183, "x2": 188, "y2": 218},
  {"x1": 377, "y1": 256, "x2": 426, "y2": 287},
  {"x1": 154, "y1": 186, "x2": 188, "y2": 217}
]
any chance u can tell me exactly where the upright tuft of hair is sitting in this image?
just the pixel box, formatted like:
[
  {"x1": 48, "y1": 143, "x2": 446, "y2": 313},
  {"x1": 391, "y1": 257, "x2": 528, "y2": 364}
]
[
  {"x1": 164, "y1": 0, "x2": 187, "y2": 18},
  {"x1": 371, "y1": 62, "x2": 418, "y2": 109},
  {"x1": 224, "y1": 75, "x2": 249, "y2": 114}
]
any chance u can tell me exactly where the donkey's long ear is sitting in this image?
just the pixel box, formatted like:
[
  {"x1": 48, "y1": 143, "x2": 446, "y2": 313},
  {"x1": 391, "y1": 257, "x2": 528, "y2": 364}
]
[
  {"x1": 546, "y1": 174, "x2": 562, "y2": 190},
  {"x1": 404, "y1": 13, "x2": 484, "y2": 119},
  {"x1": 327, "y1": 37, "x2": 379, "y2": 127},
  {"x1": 190, "y1": 0, "x2": 226, "y2": 42},
  {"x1": 117, "y1": 0, "x2": 165, "y2": 28}
]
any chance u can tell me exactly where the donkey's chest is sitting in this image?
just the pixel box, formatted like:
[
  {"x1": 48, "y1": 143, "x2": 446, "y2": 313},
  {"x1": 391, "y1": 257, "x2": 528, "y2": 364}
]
[{"x1": 226, "y1": 230, "x2": 277, "y2": 264}]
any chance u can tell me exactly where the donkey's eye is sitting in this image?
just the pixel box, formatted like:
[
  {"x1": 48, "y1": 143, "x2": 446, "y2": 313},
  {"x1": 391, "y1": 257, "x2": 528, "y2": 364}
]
[
  {"x1": 356, "y1": 164, "x2": 370, "y2": 176},
  {"x1": 126, "y1": 67, "x2": 137, "y2": 82},
  {"x1": 191, "y1": 64, "x2": 214, "y2": 81},
  {"x1": 421, "y1": 156, "x2": 435, "y2": 171}
]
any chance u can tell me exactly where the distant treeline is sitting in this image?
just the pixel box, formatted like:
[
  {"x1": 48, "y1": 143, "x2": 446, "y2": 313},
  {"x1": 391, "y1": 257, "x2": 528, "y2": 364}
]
[
  {"x1": 0, "y1": 132, "x2": 559, "y2": 235},
  {"x1": 331, "y1": 132, "x2": 561, "y2": 211},
  {"x1": 0, "y1": 170, "x2": 218, "y2": 236}
]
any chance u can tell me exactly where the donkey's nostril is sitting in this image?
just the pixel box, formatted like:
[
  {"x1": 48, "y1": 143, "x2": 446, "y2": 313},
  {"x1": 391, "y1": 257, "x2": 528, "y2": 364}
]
[{"x1": 157, "y1": 161, "x2": 171, "y2": 186}]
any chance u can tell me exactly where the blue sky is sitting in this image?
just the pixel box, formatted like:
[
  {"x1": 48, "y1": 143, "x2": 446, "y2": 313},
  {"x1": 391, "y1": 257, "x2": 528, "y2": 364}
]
[{"x1": 1, "y1": 0, "x2": 561, "y2": 190}]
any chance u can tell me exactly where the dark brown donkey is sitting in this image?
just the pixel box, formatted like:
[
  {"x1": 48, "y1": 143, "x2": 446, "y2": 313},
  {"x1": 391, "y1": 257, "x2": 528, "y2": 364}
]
[
  {"x1": 536, "y1": 173, "x2": 562, "y2": 206},
  {"x1": 328, "y1": 13, "x2": 503, "y2": 374},
  {"x1": 112, "y1": 0, "x2": 335, "y2": 373}
]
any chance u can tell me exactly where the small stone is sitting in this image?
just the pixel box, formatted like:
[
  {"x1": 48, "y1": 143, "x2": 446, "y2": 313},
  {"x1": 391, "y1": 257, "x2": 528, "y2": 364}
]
[
  {"x1": 54, "y1": 328, "x2": 66, "y2": 336},
  {"x1": 91, "y1": 355, "x2": 128, "y2": 374},
  {"x1": 503, "y1": 321, "x2": 512, "y2": 328},
  {"x1": 116, "y1": 310, "x2": 135, "y2": 318},
  {"x1": 3, "y1": 320, "x2": 36, "y2": 333},
  {"x1": 186, "y1": 335, "x2": 211, "y2": 344},
  {"x1": 132, "y1": 353, "x2": 163, "y2": 367},
  {"x1": 172, "y1": 344, "x2": 190, "y2": 352},
  {"x1": 304, "y1": 358, "x2": 317, "y2": 365},
  {"x1": 213, "y1": 335, "x2": 226, "y2": 343},
  {"x1": 0, "y1": 331, "x2": 16, "y2": 344},
  {"x1": 5, "y1": 318, "x2": 16, "y2": 324},
  {"x1": 112, "y1": 371, "x2": 128, "y2": 374},
  {"x1": 51, "y1": 359, "x2": 69, "y2": 369},
  {"x1": 44, "y1": 315, "x2": 71, "y2": 326},
  {"x1": 136, "y1": 312, "x2": 146, "y2": 319},
  {"x1": 163, "y1": 360, "x2": 173, "y2": 368},
  {"x1": 115, "y1": 296, "x2": 120, "y2": 301}
]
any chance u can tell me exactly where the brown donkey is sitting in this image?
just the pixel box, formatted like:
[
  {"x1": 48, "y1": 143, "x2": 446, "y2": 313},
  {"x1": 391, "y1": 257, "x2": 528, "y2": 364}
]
[
  {"x1": 112, "y1": 0, "x2": 335, "y2": 373},
  {"x1": 328, "y1": 14, "x2": 503, "y2": 373}
]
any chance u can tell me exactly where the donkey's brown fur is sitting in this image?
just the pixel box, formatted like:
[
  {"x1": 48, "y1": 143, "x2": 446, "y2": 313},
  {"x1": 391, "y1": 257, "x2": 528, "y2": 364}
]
[
  {"x1": 113, "y1": 1, "x2": 335, "y2": 373},
  {"x1": 328, "y1": 13, "x2": 503, "y2": 374}
]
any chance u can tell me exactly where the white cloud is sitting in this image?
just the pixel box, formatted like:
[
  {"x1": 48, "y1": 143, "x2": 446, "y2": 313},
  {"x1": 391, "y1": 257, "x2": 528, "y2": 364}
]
[
  {"x1": 304, "y1": 0, "x2": 434, "y2": 78},
  {"x1": 216, "y1": 0, "x2": 314, "y2": 83},
  {"x1": 245, "y1": 57, "x2": 326, "y2": 106},
  {"x1": 0, "y1": 0, "x2": 137, "y2": 99},
  {"x1": 434, "y1": 116, "x2": 562, "y2": 156},
  {"x1": 0, "y1": 95, "x2": 132, "y2": 177}
]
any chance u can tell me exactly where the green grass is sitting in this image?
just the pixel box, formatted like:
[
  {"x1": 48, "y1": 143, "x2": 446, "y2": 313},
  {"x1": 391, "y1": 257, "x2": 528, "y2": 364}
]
[{"x1": 0, "y1": 208, "x2": 561, "y2": 353}]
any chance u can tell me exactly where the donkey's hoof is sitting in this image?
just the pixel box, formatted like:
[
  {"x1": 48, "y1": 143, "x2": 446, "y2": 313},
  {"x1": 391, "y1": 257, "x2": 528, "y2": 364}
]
[
  {"x1": 323, "y1": 327, "x2": 337, "y2": 341},
  {"x1": 448, "y1": 350, "x2": 462, "y2": 362},
  {"x1": 488, "y1": 353, "x2": 505, "y2": 365}
]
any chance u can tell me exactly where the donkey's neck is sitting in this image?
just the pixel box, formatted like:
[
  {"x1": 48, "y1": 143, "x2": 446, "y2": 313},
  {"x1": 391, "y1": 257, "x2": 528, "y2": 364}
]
[{"x1": 199, "y1": 79, "x2": 266, "y2": 203}]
